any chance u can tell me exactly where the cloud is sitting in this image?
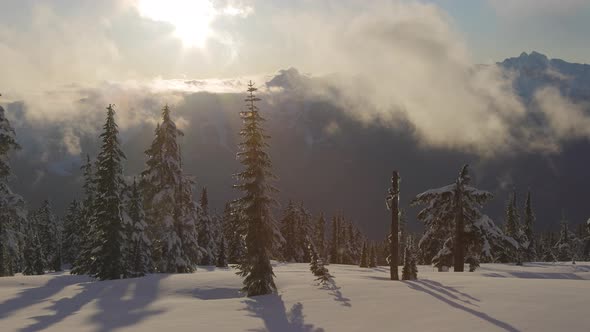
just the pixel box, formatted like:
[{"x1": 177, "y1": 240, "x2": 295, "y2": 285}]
[
  {"x1": 535, "y1": 87, "x2": 590, "y2": 139},
  {"x1": 2, "y1": 0, "x2": 590, "y2": 159},
  {"x1": 487, "y1": 0, "x2": 590, "y2": 18},
  {"x1": 261, "y1": 1, "x2": 532, "y2": 155}
]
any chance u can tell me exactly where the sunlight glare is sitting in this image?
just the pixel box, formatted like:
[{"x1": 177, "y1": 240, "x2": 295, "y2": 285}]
[{"x1": 136, "y1": 0, "x2": 217, "y2": 48}]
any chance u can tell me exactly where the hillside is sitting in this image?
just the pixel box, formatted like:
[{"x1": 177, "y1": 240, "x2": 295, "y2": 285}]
[{"x1": 1, "y1": 262, "x2": 589, "y2": 331}]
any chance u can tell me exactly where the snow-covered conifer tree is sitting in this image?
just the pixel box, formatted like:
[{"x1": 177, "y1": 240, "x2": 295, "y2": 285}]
[
  {"x1": 91, "y1": 104, "x2": 128, "y2": 280},
  {"x1": 554, "y1": 214, "x2": 573, "y2": 262},
  {"x1": 504, "y1": 191, "x2": 524, "y2": 264},
  {"x1": 142, "y1": 105, "x2": 200, "y2": 273},
  {"x1": 62, "y1": 200, "x2": 82, "y2": 266},
  {"x1": 369, "y1": 244, "x2": 377, "y2": 268},
  {"x1": 22, "y1": 223, "x2": 45, "y2": 275},
  {"x1": 222, "y1": 203, "x2": 245, "y2": 264},
  {"x1": 124, "y1": 178, "x2": 152, "y2": 277},
  {"x1": 32, "y1": 200, "x2": 62, "y2": 271},
  {"x1": 402, "y1": 244, "x2": 414, "y2": 280},
  {"x1": 359, "y1": 242, "x2": 368, "y2": 268},
  {"x1": 198, "y1": 187, "x2": 217, "y2": 265},
  {"x1": 411, "y1": 165, "x2": 508, "y2": 271},
  {"x1": 216, "y1": 236, "x2": 228, "y2": 268},
  {"x1": 234, "y1": 81, "x2": 281, "y2": 296},
  {"x1": 71, "y1": 155, "x2": 97, "y2": 275}
]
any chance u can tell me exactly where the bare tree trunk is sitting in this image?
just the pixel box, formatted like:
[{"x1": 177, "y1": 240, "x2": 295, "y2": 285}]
[
  {"x1": 453, "y1": 185, "x2": 465, "y2": 272},
  {"x1": 389, "y1": 171, "x2": 400, "y2": 280}
]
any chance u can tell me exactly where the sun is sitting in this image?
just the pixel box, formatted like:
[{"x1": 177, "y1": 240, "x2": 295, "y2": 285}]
[{"x1": 136, "y1": 0, "x2": 217, "y2": 48}]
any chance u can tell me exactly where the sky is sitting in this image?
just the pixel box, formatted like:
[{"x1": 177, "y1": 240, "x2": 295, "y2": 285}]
[{"x1": 1, "y1": 0, "x2": 589, "y2": 89}]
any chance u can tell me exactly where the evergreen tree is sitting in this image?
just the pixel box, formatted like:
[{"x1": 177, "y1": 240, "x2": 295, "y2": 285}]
[
  {"x1": 504, "y1": 191, "x2": 520, "y2": 238},
  {"x1": 310, "y1": 244, "x2": 332, "y2": 284},
  {"x1": 222, "y1": 203, "x2": 245, "y2": 264},
  {"x1": 124, "y1": 178, "x2": 152, "y2": 277},
  {"x1": 62, "y1": 200, "x2": 82, "y2": 266},
  {"x1": 32, "y1": 200, "x2": 62, "y2": 271},
  {"x1": 176, "y1": 174, "x2": 202, "y2": 271},
  {"x1": 504, "y1": 191, "x2": 523, "y2": 264},
  {"x1": 314, "y1": 213, "x2": 327, "y2": 260},
  {"x1": 329, "y1": 216, "x2": 339, "y2": 264},
  {"x1": 359, "y1": 242, "x2": 368, "y2": 268},
  {"x1": 90, "y1": 104, "x2": 129, "y2": 280},
  {"x1": 554, "y1": 213, "x2": 573, "y2": 262},
  {"x1": 411, "y1": 165, "x2": 507, "y2": 271},
  {"x1": 0, "y1": 104, "x2": 26, "y2": 276},
  {"x1": 216, "y1": 236, "x2": 228, "y2": 268},
  {"x1": 141, "y1": 105, "x2": 200, "y2": 273},
  {"x1": 369, "y1": 244, "x2": 377, "y2": 268},
  {"x1": 398, "y1": 209, "x2": 407, "y2": 263},
  {"x1": 280, "y1": 201, "x2": 298, "y2": 262},
  {"x1": 386, "y1": 171, "x2": 400, "y2": 279},
  {"x1": 309, "y1": 244, "x2": 320, "y2": 275},
  {"x1": 198, "y1": 187, "x2": 217, "y2": 265},
  {"x1": 296, "y1": 203, "x2": 313, "y2": 262},
  {"x1": 402, "y1": 244, "x2": 414, "y2": 280},
  {"x1": 22, "y1": 222, "x2": 45, "y2": 275},
  {"x1": 71, "y1": 155, "x2": 97, "y2": 275},
  {"x1": 234, "y1": 81, "x2": 281, "y2": 297},
  {"x1": 522, "y1": 191, "x2": 537, "y2": 262}
]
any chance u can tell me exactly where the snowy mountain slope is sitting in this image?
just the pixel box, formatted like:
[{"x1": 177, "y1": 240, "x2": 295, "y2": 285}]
[{"x1": 1, "y1": 262, "x2": 589, "y2": 331}]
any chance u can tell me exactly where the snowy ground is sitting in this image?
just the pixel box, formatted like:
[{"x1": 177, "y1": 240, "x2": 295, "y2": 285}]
[{"x1": 1, "y1": 262, "x2": 589, "y2": 332}]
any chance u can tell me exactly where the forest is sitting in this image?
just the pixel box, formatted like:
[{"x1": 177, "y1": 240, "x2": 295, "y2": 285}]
[{"x1": 1, "y1": 82, "x2": 589, "y2": 297}]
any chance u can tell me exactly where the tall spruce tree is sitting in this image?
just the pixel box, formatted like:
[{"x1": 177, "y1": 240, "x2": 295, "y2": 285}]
[
  {"x1": 142, "y1": 105, "x2": 200, "y2": 273},
  {"x1": 91, "y1": 104, "x2": 128, "y2": 280},
  {"x1": 124, "y1": 178, "x2": 152, "y2": 277},
  {"x1": 0, "y1": 102, "x2": 21, "y2": 249},
  {"x1": 234, "y1": 81, "x2": 280, "y2": 297}
]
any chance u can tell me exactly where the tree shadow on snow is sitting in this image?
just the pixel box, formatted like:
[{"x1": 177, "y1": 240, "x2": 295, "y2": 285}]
[
  {"x1": 193, "y1": 287, "x2": 244, "y2": 300},
  {"x1": 404, "y1": 281, "x2": 520, "y2": 332},
  {"x1": 320, "y1": 279, "x2": 351, "y2": 307},
  {"x1": 18, "y1": 274, "x2": 169, "y2": 332},
  {"x1": 483, "y1": 272, "x2": 584, "y2": 280},
  {"x1": 0, "y1": 274, "x2": 91, "y2": 320},
  {"x1": 418, "y1": 279, "x2": 480, "y2": 304},
  {"x1": 243, "y1": 294, "x2": 324, "y2": 332}
]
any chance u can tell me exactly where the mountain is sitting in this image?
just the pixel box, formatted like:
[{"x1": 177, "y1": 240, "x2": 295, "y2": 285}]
[
  {"x1": 499, "y1": 51, "x2": 590, "y2": 102},
  {"x1": 4, "y1": 53, "x2": 590, "y2": 240}
]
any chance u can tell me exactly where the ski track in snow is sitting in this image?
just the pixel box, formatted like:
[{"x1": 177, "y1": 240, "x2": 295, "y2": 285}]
[{"x1": 1, "y1": 262, "x2": 589, "y2": 331}]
